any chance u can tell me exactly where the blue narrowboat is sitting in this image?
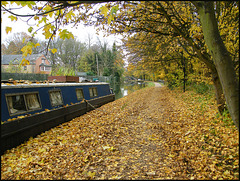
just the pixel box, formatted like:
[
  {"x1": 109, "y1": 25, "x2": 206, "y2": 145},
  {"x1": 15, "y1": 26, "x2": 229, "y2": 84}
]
[{"x1": 1, "y1": 82, "x2": 115, "y2": 154}]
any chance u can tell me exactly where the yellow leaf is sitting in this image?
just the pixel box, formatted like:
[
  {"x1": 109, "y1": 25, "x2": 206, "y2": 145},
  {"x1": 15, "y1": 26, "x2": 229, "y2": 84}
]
[
  {"x1": 20, "y1": 58, "x2": 30, "y2": 66},
  {"x1": 51, "y1": 48, "x2": 57, "y2": 54},
  {"x1": 6, "y1": 26, "x2": 12, "y2": 34},
  {"x1": 168, "y1": 154, "x2": 175, "y2": 158},
  {"x1": 65, "y1": 10, "x2": 75, "y2": 20},
  {"x1": 102, "y1": 146, "x2": 110, "y2": 150},
  {"x1": 87, "y1": 171, "x2": 96, "y2": 178},
  {"x1": 38, "y1": 148, "x2": 46, "y2": 153},
  {"x1": 108, "y1": 14, "x2": 114, "y2": 25},
  {"x1": 8, "y1": 15, "x2": 17, "y2": 21},
  {"x1": 100, "y1": 5, "x2": 108, "y2": 17},
  {"x1": 34, "y1": 43, "x2": 40, "y2": 48},
  {"x1": 109, "y1": 146, "x2": 116, "y2": 151},
  {"x1": 21, "y1": 45, "x2": 33, "y2": 57},
  {"x1": 34, "y1": 15, "x2": 39, "y2": 20},
  {"x1": 223, "y1": 170, "x2": 230, "y2": 176},
  {"x1": 43, "y1": 5, "x2": 52, "y2": 12},
  {"x1": 1, "y1": 1, "x2": 8, "y2": 6}
]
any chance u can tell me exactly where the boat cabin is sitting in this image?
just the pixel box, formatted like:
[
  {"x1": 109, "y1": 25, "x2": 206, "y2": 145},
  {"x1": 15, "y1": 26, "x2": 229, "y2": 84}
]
[{"x1": 1, "y1": 82, "x2": 113, "y2": 123}]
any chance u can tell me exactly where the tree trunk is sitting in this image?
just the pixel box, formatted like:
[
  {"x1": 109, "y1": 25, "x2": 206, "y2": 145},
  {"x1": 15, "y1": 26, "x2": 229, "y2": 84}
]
[
  {"x1": 211, "y1": 69, "x2": 226, "y2": 114},
  {"x1": 194, "y1": 1, "x2": 239, "y2": 130}
]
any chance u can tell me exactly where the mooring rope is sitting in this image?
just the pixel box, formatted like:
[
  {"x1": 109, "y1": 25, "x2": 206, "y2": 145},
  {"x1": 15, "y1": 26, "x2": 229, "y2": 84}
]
[{"x1": 82, "y1": 99, "x2": 109, "y2": 113}]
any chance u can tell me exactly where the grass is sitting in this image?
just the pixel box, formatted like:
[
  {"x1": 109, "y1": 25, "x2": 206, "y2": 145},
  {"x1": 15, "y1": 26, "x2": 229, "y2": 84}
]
[{"x1": 146, "y1": 81, "x2": 156, "y2": 87}]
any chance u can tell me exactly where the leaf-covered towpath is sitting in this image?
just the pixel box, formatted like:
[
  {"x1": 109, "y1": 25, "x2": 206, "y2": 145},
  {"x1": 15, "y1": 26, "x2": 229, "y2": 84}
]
[{"x1": 1, "y1": 84, "x2": 239, "y2": 180}]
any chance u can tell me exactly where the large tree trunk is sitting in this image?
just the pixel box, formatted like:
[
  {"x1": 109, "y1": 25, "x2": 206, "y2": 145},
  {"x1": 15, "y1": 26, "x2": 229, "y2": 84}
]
[{"x1": 193, "y1": 1, "x2": 239, "y2": 130}]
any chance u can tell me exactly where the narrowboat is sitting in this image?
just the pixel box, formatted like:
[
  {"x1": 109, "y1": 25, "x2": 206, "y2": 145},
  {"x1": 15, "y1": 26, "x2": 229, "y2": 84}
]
[{"x1": 1, "y1": 82, "x2": 115, "y2": 155}]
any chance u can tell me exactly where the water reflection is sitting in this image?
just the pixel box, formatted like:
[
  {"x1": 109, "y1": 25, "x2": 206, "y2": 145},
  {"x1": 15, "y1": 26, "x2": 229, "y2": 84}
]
[{"x1": 110, "y1": 82, "x2": 147, "y2": 100}]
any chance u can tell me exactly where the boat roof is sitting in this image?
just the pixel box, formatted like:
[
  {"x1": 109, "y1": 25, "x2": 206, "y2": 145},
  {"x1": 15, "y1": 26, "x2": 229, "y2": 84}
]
[{"x1": 1, "y1": 82, "x2": 109, "y2": 89}]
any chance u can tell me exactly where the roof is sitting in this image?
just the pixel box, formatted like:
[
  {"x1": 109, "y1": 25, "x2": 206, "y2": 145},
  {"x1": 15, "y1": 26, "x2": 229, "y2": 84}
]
[
  {"x1": 1, "y1": 82, "x2": 109, "y2": 89},
  {"x1": 39, "y1": 63, "x2": 52, "y2": 67},
  {"x1": 1, "y1": 54, "x2": 45, "y2": 65}
]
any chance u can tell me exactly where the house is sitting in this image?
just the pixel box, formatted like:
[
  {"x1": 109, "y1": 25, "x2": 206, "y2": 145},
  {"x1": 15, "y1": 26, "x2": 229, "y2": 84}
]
[{"x1": 1, "y1": 54, "x2": 52, "y2": 74}]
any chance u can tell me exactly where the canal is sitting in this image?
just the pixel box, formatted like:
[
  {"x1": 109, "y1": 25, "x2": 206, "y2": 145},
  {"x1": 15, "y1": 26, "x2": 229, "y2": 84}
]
[{"x1": 110, "y1": 81, "x2": 150, "y2": 100}]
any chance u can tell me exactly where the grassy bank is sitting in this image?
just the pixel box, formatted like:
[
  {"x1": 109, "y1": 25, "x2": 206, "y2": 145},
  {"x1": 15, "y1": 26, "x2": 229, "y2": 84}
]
[{"x1": 1, "y1": 85, "x2": 239, "y2": 180}]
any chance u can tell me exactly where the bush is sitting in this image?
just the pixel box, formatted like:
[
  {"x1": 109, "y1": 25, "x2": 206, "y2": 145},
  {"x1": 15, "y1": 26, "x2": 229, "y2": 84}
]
[
  {"x1": 166, "y1": 73, "x2": 182, "y2": 90},
  {"x1": 191, "y1": 82, "x2": 211, "y2": 94}
]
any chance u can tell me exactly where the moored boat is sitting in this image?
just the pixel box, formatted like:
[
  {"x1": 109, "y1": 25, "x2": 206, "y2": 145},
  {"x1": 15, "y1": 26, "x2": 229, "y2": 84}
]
[{"x1": 1, "y1": 81, "x2": 115, "y2": 155}]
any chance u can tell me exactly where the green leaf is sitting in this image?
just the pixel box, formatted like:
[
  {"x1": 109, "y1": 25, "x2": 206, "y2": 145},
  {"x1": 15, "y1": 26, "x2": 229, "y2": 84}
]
[
  {"x1": 110, "y1": 5, "x2": 119, "y2": 15},
  {"x1": 28, "y1": 27, "x2": 33, "y2": 33},
  {"x1": 59, "y1": 29, "x2": 74, "y2": 40}
]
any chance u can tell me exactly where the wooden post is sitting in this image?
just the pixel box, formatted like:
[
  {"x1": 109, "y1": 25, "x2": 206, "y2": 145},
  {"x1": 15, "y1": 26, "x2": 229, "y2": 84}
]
[{"x1": 181, "y1": 51, "x2": 186, "y2": 92}]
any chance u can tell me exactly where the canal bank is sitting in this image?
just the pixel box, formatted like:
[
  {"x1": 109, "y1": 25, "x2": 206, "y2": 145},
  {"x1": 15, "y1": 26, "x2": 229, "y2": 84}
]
[
  {"x1": 1, "y1": 84, "x2": 238, "y2": 180},
  {"x1": 111, "y1": 81, "x2": 156, "y2": 99}
]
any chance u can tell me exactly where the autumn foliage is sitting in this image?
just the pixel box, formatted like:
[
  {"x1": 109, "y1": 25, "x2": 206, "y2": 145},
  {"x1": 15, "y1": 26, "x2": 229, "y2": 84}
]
[{"x1": 1, "y1": 85, "x2": 238, "y2": 180}]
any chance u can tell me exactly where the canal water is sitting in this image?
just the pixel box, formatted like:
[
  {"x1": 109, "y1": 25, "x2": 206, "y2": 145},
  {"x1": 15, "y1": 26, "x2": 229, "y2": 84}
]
[{"x1": 110, "y1": 82, "x2": 148, "y2": 100}]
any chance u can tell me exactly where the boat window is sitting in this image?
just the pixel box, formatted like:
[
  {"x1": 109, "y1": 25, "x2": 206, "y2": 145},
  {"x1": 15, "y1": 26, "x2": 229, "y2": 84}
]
[
  {"x1": 76, "y1": 88, "x2": 84, "y2": 100},
  {"x1": 89, "y1": 87, "x2": 98, "y2": 97},
  {"x1": 6, "y1": 92, "x2": 41, "y2": 116},
  {"x1": 49, "y1": 90, "x2": 63, "y2": 106},
  {"x1": 25, "y1": 93, "x2": 41, "y2": 110},
  {"x1": 6, "y1": 95, "x2": 27, "y2": 114}
]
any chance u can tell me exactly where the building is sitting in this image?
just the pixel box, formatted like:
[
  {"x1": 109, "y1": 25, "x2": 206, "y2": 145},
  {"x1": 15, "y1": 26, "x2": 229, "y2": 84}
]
[{"x1": 1, "y1": 54, "x2": 52, "y2": 74}]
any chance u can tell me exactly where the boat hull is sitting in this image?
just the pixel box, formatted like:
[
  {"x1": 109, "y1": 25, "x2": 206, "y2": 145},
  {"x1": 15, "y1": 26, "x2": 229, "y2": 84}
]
[{"x1": 1, "y1": 94, "x2": 115, "y2": 155}]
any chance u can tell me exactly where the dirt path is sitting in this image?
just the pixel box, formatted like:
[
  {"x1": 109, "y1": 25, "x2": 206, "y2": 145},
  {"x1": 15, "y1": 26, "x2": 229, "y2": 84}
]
[
  {"x1": 79, "y1": 85, "x2": 184, "y2": 179},
  {"x1": 153, "y1": 82, "x2": 162, "y2": 87}
]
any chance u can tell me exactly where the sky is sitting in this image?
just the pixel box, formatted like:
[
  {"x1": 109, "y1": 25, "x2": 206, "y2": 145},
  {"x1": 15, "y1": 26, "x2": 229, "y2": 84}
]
[{"x1": 1, "y1": 3, "x2": 123, "y2": 47}]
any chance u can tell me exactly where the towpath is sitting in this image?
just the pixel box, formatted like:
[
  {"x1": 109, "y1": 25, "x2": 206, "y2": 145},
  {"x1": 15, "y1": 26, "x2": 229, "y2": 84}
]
[{"x1": 153, "y1": 82, "x2": 162, "y2": 87}]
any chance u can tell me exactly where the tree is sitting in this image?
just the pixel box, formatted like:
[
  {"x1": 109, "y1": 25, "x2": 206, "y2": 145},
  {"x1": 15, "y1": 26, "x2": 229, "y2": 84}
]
[
  {"x1": 1, "y1": 43, "x2": 7, "y2": 54},
  {"x1": 49, "y1": 37, "x2": 87, "y2": 75},
  {"x1": 2, "y1": 32, "x2": 46, "y2": 55},
  {"x1": 192, "y1": 1, "x2": 239, "y2": 130}
]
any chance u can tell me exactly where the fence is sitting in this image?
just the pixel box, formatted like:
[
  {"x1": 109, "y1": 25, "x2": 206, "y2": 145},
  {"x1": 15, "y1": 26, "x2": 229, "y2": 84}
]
[
  {"x1": 1, "y1": 73, "x2": 113, "y2": 83},
  {"x1": 1, "y1": 73, "x2": 48, "y2": 81},
  {"x1": 85, "y1": 75, "x2": 111, "y2": 83}
]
